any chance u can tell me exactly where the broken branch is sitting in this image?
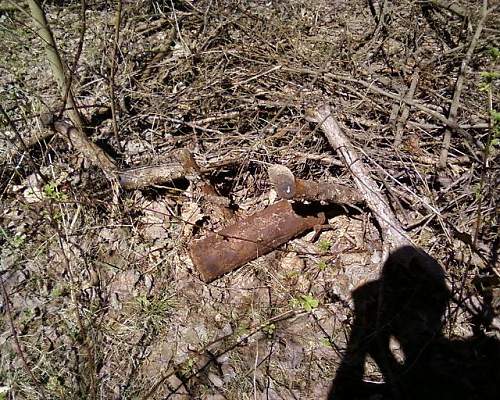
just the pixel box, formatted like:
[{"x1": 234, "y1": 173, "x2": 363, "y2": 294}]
[
  {"x1": 268, "y1": 164, "x2": 363, "y2": 204},
  {"x1": 306, "y1": 104, "x2": 411, "y2": 250}
]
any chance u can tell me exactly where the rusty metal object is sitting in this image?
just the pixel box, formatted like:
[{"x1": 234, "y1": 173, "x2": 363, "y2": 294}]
[
  {"x1": 189, "y1": 200, "x2": 325, "y2": 282},
  {"x1": 268, "y1": 164, "x2": 363, "y2": 204}
]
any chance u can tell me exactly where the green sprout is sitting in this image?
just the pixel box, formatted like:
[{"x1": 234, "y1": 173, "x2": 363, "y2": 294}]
[
  {"x1": 317, "y1": 260, "x2": 328, "y2": 271},
  {"x1": 43, "y1": 181, "x2": 68, "y2": 201},
  {"x1": 489, "y1": 47, "x2": 499, "y2": 61},
  {"x1": 262, "y1": 323, "x2": 276, "y2": 338},
  {"x1": 318, "y1": 239, "x2": 332, "y2": 252},
  {"x1": 291, "y1": 294, "x2": 319, "y2": 312}
]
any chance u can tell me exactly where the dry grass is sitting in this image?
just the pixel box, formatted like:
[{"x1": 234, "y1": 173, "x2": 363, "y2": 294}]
[{"x1": 0, "y1": 0, "x2": 498, "y2": 399}]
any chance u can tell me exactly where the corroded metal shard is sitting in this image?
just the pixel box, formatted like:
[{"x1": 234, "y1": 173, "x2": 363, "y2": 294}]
[{"x1": 189, "y1": 200, "x2": 325, "y2": 282}]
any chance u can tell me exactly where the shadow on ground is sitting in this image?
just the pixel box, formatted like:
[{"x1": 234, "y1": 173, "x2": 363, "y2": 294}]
[{"x1": 328, "y1": 246, "x2": 500, "y2": 400}]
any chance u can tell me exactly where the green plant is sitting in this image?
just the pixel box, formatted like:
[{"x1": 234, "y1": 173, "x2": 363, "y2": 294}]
[
  {"x1": 317, "y1": 239, "x2": 332, "y2": 252},
  {"x1": 291, "y1": 294, "x2": 319, "y2": 312},
  {"x1": 43, "y1": 181, "x2": 68, "y2": 202},
  {"x1": 179, "y1": 357, "x2": 196, "y2": 377},
  {"x1": 489, "y1": 47, "x2": 499, "y2": 61},
  {"x1": 133, "y1": 293, "x2": 176, "y2": 330},
  {"x1": 262, "y1": 323, "x2": 276, "y2": 338},
  {"x1": 0, "y1": 228, "x2": 25, "y2": 249},
  {"x1": 0, "y1": 386, "x2": 9, "y2": 400},
  {"x1": 317, "y1": 260, "x2": 328, "y2": 271}
]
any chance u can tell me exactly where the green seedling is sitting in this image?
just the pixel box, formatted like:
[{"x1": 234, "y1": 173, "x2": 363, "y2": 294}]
[
  {"x1": 291, "y1": 294, "x2": 319, "y2": 312},
  {"x1": 317, "y1": 260, "x2": 328, "y2": 271},
  {"x1": 489, "y1": 47, "x2": 499, "y2": 61},
  {"x1": 180, "y1": 357, "x2": 196, "y2": 377},
  {"x1": 0, "y1": 228, "x2": 25, "y2": 249},
  {"x1": 43, "y1": 181, "x2": 68, "y2": 202},
  {"x1": 318, "y1": 239, "x2": 332, "y2": 252},
  {"x1": 262, "y1": 323, "x2": 276, "y2": 338},
  {"x1": 134, "y1": 293, "x2": 176, "y2": 331}
]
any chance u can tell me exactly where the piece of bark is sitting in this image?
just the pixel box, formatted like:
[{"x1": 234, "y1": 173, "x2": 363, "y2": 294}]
[{"x1": 118, "y1": 164, "x2": 186, "y2": 190}]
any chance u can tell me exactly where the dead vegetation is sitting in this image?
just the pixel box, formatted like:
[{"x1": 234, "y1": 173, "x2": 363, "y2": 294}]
[{"x1": 0, "y1": 0, "x2": 499, "y2": 399}]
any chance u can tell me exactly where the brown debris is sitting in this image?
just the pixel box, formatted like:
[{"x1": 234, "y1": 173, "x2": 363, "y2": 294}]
[{"x1": 268, "y1": 164, "x2": 364, "y2": 204}]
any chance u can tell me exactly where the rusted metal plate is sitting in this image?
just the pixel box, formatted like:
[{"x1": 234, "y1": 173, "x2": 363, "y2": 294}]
[{"x1": 189, "y1": 200, "x2": 325, "y2": 282}]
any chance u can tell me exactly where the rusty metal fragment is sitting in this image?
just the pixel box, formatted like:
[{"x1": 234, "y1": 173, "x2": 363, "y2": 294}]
[
  {"x1": 268, "y1": 164, "x2": 363, "y2": 204},
  {"x1": 189, "y1": 200, "x2": 325, "y2": 282}
]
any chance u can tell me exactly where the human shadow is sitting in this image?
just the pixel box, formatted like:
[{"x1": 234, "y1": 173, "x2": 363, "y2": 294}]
[{"x1": 328, "y1": 246, "x2": 500, "y2": 400}]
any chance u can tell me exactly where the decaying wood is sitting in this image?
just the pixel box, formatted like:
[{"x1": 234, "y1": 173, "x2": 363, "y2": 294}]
[
  {"x1": 118, "y1": 164, "x2": 186, "y2": 190},
  {"x1": 48, "y1": 120, "x2": 194, "y2": 190},
  {"x1": 306, "y1": 104, "x2": 411, "y2": 250},
  {"x1": 268, "y1": 164, "x2": 363, "y2": 204}
]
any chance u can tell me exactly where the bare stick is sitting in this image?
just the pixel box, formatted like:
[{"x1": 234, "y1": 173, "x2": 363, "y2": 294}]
[
  {"x1": 306, "y1": 104, "x2": 411, "y2": 250},
  {"x1": 439, "y1": 0, "x2": 489, "y2": 168},
  {"x1": 394, "y1": 69, "x2": 420, "y2": 148},
  {"x1": 109, "y1": 0, "x2": 123, "y2": 151},
  {"x1": 27, "y1": 0, "x2": 85, "y2": 132},
  {"x1": 0, "y1": 276, "x2": 48, "y2": 399}
]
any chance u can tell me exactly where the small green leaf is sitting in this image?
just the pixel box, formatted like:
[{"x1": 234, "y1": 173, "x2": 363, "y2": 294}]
[
  {"x1": 317, "y1": 260, "x2": 328, "y2": 271},
  {"x1": 318, "y1": 239, "x2": 332, "y2": 252},
  {"x1": 480, "y1": 71, "x2": 500, "y2": 83},
  {"x1": 291, "y1": 294, "x2": 319, "y2": 312},
  {"x1": 489, "y1": 47, "x2": 500, "y2": 61}
]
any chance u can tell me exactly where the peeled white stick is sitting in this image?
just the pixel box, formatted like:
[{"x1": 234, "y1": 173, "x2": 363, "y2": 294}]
[{"x1": 306, "y1": 104, "x2": 411, "y2": 251}]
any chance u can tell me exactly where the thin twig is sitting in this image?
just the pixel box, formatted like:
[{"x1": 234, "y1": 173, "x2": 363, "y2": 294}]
[
  {"x1": 109, "y1": 0, "x2": 123, "y2": 151},
  {"x1": 439, "y1": 0, "x2": 489, "y2": 168},
  {"x1": 0, "y1": 275, "x2": 48, "y2": 400},
  {"x1": 57, "y1": 0, "x2": 87, "y2": 121},
  {"x1": 394, "y1": 69, "x2": 420, "y2": 147}
]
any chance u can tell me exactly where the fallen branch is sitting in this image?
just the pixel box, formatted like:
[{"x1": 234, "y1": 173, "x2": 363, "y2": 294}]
[
  {"x1": 306, "y1": 104, "x2": 411, "y2": 251},
  {"x1": 439, "y1": 0, "x2": 489, "y2": 168},
  {"x1": 47, "y1": 119, "x2": 196, "y2": 190},
  {"x1": 268, "y1": 164, "x2": 363, "y2": 204},
  {"x1": 394, "y1": 69, "x2": 420, "y2": 148}
]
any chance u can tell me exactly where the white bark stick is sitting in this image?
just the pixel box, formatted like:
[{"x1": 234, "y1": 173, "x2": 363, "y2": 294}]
[{"x1": 306, "y1": 104, "x2": 411, "y2": 250}]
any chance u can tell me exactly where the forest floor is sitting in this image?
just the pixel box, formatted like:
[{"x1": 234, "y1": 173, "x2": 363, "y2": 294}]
[{"x1": 0, "y1": 1, "x2": 499, "y2": 399}]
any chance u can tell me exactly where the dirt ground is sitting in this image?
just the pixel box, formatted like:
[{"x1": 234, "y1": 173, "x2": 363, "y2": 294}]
[{"x1": 0, "y1": 1, "x2": 499, "y2": 399}]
